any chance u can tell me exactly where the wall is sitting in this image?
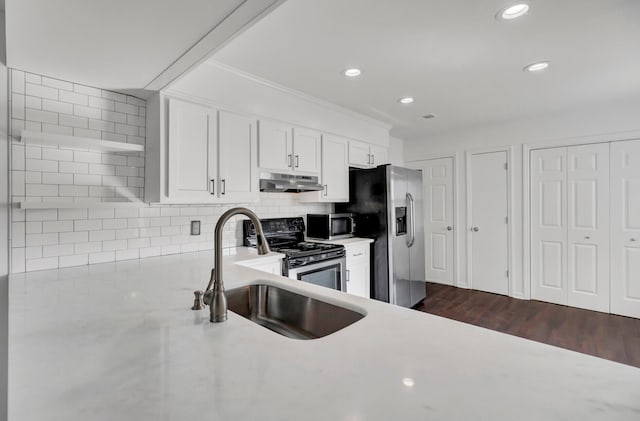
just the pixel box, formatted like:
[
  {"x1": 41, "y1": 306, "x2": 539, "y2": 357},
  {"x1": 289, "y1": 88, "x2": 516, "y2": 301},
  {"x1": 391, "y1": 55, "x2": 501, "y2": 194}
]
[
  {"x1": 404, "y1": 97, "x2": 640, "y2": 298},
  {"x1": 168, "y1": 60, "x2": 391, "y2": 147},
  {"x1": 0, "y1": 11, "x2": 8, "y2": 421},
  {"x1": 9, "y1": 69, "x2": 330, "y2": 273}
]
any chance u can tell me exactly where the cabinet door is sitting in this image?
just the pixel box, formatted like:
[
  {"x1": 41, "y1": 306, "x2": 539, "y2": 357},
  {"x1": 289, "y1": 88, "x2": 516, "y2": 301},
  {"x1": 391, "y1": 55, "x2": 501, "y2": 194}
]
[
  {"x1": 218, "y1": 111, "x2": 259, "y2": 202},
  {"x1": 167, "y1": 99, "x2": 218, "y2": 202},
  {"x1": 611, "y1": 139, "x2": 640, "y2": 318},
  {"x1": 369, "y1": 145, "x2": 388, "y2": 167},
  {"x1": 349, "y1": 140, "x2": 371, "y2": 168},
  {"x1": 292, "y1": 127, "x2": 321, "y2": 173},
  {"x1": 320, "y1": 134, "x2": 349, "y2": 201},
  {"x1": 346, "y1": 245, "x2": 370, "y2": 298},
  {"x1": 258, "y1": 120, "x2": 292, "y2": 171}
]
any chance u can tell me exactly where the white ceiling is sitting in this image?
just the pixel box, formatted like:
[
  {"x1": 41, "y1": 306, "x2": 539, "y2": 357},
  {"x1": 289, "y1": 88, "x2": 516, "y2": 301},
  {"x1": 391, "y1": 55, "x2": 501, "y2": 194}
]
[
  {"x1": 211, "y1": 0, "x2": 640, "y2": 141},
  {"x1": 5, "y1": 0, "x2": 280, "y2": 93}
]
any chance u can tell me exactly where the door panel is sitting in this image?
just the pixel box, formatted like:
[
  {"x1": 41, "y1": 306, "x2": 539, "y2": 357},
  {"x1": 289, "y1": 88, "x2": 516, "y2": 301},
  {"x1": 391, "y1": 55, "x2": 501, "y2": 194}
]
[
  {"x1": 321, "y1": 135, "x2": 349, "y2": 201},
  {"x1": 349, "y1": 140, "x2": 370, "y2": 168},
  {"x1": 567, "y1": 143, "x2": 609, "y2": 312},
  {"x1": 218, "y1": 111, "x2": 258, "y2": 202},
  {"x1": 258, "y1": 120, "x2": 291, "y2": 171},
  {"x1": 531, "y1": 148, "x2": 567, "y2": 304},
  {"x1": 389, "y1": 167, "x2": 410, "y2": 307},
  {"x1": 292, "y1": 127, "x2": 321, "y2": 173},
  {"x1": 408, "y1": 168, "x2": 426, "y2": 305},
  {"x1": 469, "y1": 151, "x2": 509, "y2": 295},
  {"x1": 611, "y1": 139, "x2": 640, "y2": 318}
]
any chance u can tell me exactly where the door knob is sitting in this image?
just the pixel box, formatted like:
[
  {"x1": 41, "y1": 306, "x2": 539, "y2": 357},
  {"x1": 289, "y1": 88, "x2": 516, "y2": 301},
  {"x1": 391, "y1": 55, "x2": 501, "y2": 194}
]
[
  {"x1": 446, "y1": 226, "x2": 453, "y2": 231},
  {"x1": 472, "y1": 226, "x2": 479, "y2": 232}
]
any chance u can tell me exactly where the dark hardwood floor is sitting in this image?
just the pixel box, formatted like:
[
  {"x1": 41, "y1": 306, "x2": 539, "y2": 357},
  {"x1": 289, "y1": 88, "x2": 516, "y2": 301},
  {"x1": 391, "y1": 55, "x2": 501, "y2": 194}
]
[{"x1": 414, "y1": 282, "x2": 640, "y2": 368}]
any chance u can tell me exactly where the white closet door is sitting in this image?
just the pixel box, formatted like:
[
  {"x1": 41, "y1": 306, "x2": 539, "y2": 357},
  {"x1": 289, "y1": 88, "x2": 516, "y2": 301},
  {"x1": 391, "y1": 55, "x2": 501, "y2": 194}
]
[
  {"x1": 422, "y1": 157, "x2": 455, "y2": 285},
  {"x1": 611, "y1": 139, "x2": 640, "y2": 318},
  {"x1": 566, "y1": 144, "x2": 610, "y2": 312},
  {"x1": 531, "y1": 148, "x2": 567, "y2": 305}
]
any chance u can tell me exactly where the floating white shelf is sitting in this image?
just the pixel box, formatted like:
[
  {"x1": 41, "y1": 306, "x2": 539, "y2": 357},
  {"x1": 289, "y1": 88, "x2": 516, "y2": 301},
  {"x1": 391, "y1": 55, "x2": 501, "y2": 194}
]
[
  {"x1": 20, "y1": 130, "x2": 144, "y2": 153},
  {"x1": 18, "y1": 200, "x2": 146, "y2": 209}
]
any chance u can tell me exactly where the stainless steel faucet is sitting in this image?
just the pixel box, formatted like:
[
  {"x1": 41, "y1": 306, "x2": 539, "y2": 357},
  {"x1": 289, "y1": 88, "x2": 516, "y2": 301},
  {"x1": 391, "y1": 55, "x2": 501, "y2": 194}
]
[{"x1": 199, "y1": 207, "x2": 270, "y2": 323}]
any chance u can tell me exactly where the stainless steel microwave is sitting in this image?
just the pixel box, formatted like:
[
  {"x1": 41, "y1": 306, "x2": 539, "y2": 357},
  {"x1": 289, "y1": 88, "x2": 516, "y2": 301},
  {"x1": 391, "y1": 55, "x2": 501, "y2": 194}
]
[{"x1": 306, "y1": 213, "x2": 355, "y2": 240}]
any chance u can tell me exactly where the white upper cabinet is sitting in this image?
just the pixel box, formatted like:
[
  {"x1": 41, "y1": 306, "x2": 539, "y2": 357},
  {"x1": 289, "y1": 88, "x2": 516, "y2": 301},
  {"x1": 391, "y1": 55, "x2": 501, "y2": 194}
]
[
  {"x1": 218, "y1": 110, "x2": 259, "y2": 202},
  {"x1": 257, "y1": 120, "x2": 292, "y2": 172},
  {"x1": 258, "y1": 120, "x2": 320, "y2": 174},
  {"x1": 167, "y1": 98, "x2": 219, "y2": 203},
  {"x1": 300, "y1": 134, "x2": 349, "y2": 203},
  {"x1": 349, "y1": 140, "x2": 389, "y2": 168}
]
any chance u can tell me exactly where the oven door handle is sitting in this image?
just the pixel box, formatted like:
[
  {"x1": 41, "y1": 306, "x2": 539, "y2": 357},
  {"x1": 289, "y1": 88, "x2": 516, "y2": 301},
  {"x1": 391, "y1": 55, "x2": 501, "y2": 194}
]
[{"x1": 406, "y1": 193, "x2": 415, "y2": 248}]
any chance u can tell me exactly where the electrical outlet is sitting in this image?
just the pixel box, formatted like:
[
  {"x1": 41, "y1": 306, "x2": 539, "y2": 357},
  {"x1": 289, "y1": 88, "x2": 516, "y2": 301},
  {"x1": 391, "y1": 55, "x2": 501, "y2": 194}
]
[{"x1": 190, "y1": 220, "x2": 201, "y2": 235}]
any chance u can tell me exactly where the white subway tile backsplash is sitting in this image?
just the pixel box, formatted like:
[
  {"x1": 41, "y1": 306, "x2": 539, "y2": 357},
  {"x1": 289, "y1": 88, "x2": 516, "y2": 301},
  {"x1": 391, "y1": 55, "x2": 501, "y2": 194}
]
[
  {"x1": 59, "y1": 114, "x2": 88, "y2": 129},
  {"x1": 126, "y1": 96, "x2": 146, "y2": 107},
  {"x1": 116, "y1": 228, "x2": 138, "y2": 240},
  {"x1": 73, "y1": 128, "x2": 102, "y2": 139},
  {"x1": 139, "y1": 227, "x2": 161, "y2": 237},
  {"x1": 26, "y1": 257, "x2": 59, "y2": 272},
  {"x1": 116, "y1": 166, "x2": 138, "y2": 177},
  {"x1": 139, "y1": 247, "x2": 161, "y2": 258},
  {"x1": 42, "y1": 99, "x2": 73, "y2": 115},
  {"x1": 74, "y1": 84, "x2": 101, "y2": 97},
  {"x1": 116, "y1": 249, "x2": 139, "y2": 261},
  {"x1": 25, "y1": 83, "x2": 58, "y2": 100},
  {"x1": 12, "y1": 93, "x2": 25, "y2": 119},
  {"x1": 25, "y1": 146, "x2": 42, "y2": 159},
  {"x1": 58, "y1": 208, "x2": 87, "y2": 220},
  {"x1": 127, "y1": 115, "x2": 145, "y2": 127},
  {"x1": 74, "y1": 104, "x2": 101, "y2": 119},
  {"x1": 103, "y1": 239, "x2": 127, "y2": 251},
  {"x1": 102, "y1": 219, "x2": 127, "y2": 230},
  {"x1": 161, "y1": 245, "x2": 181, "y2": 256},
  {"x1": 42, "y1": 148, "x2": 73, "y2": 162},
  {"x1": 25, "y1": 246, "x2": 43, "y2": 259},
  {"x1": 89, "y1": 186, "x2": 115, "y2": 197},
  {"x1": 115, "y1": 102, "x2": 138, "y2": 116},
  {"x1": 74, "y1": 151, "x2": 102, "y2": 163},
  {"x1": 12, "y1": 222, "x2": 26, "y2": 247},
  {"x1": 42, "y1": 244, "x2": 74, "y2": 257},
  {"x1": 42, "y1": 172, "x2": 73, "y2": 185},
  {"x1": 115, "y1": 123, "x2": 139, "y2": 136},
  {"x1": 89, "y1": 230, "x2": 115, "y2": 242},
  {"x1": 59, "y1": 231, "x2": 89, "y2": 244},
  {"x1": 59, "y1": 254, "x2": 89, "y2": 268},
  {"x1": 42, "y1": 123, "x2": 73, "y2": 136},
  {"x1": 42, "y1": 220, "x2": 74, "y2": 233},
  {"x1": 74, "y1": 174, "x2": 102, "y2": 186},
  {"x1": 74, "y1": 219, "x2": 102, "y2": 231},
  {"x1": 127, "y1": 238, "x2": 150, "y2": 249},
  {"x1": 101, "y1": 110, "x2": 126, "y2": 123},
  {"x1": 26, "y1": 183, "x2": 58, "y2": 196},
  {"x1": 12, "y1": 171, "x2": 26, "y2": 195},
  {"x1": 75, "y1": 242, "x2": 102, "y2": 254},
  {"x1": 89, "y1": 119, "x2": 115, "y2": 132},
  {"x1": 116, "y1": 208, "x2": 139, "y2": 218},
  {"x1": 101, "y1": 90, "x2": 127, "y2": 102},
  {"x1": 42, "y1": 77, "x2": 73, "y2": 91},
  {"x1": 26, "y1": 108, "x2": 58, "y2": 124},
  {"x1": 101, "y1": 154, "x2": 127, "y2": 166},
  {"x1": 25, "y1": 73, "x2": 42, "y2": 84},
  {"x1": 25, "y1": 95, "x2": 42, "y2": 110},
  {"x1": 11, "y1": 70, "x2": 25, "y2": 94},
  {"x1": 59, "y1": 161, "x2": 89, "y2": 174},
  {"x1": 102, "y1": 132, "x2": 127, "y2": 142},
  {"x1": 26, "y1": 159, "x2": 58, "y2": 172},
  {"x1": 88, "y1": 96, "x2": 115, "y2": 111},
  {"x1": 89, "y1": 208, "x2": 115, "y2": 219},
  {"x1": 26, "y1": 233, "x2": 59, "y2": 246},
  {"x1": 59, "y1": 185, "x2": 89, "y2": 197},
  {"x1": 25, "y1": 221, "x2": 42, "y2": 234},
  {"x1": 59, "y1": 90, "x2": 88, "y2": 106},
  {"x1": 26, "y1": 209, "x2": 58, "y2": 221},
  {"x1": 102, "y1": 175, "x2": 127, "y2": 186},
  {"x1": 89, "y1": 251, "x2": 115, "y2": 264}
]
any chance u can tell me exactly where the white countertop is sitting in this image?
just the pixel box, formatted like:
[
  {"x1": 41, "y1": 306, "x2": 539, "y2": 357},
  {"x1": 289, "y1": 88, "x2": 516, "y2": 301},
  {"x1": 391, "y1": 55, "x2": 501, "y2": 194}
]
[
  {"x1": 306, "y1": 237, "x2": 374, "y2": 246},
  {"x1": 8, "y1": 248, "x2": 640, "y2": 420}
]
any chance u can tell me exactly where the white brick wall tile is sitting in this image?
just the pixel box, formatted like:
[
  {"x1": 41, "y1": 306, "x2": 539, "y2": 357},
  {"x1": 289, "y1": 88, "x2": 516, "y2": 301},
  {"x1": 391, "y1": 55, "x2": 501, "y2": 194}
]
[
  {"x1": 58, "y1": 208, "x2": 87, "y2": 220},
  {"x1": 161, "y1": 245, "x2": 181, "y2": 255},
  {"x1": 42, "y1": 220, "x2": 73, "y2": 233},
  {"x1": 12, "y1": 93, "x2": 25, "y2": 119},
  {"x1": 171, "y1": 235, "x2": 189, "y2": 245},
  {"x1": 26, "y1": 257, "x2": 58, "y2": 272},
  {"x1": 128, "y1": 238, "x2": 150, "y2": 249},
  {"x1": 115, "y1": 102, "x2": 138, "y2": 115},
  {"x1": 25, "y1": 221, "x2": 42, "y2": 234},
  {"x1": 89, "y1": 186, "x2": 115, "y2": 197},
  {"x1": 59, "y1": 114, "x2": 88, "y2": 128},
  {"x1": 161, "y1": 226, "x2": 181, "y2": 236},
  {"x1": 42, "y1": 148, "x2": 73, "y2": 161},
  {"x1": 26, "y1": 159, "x2": 58, "y2": 172},
  {"x1": 171, "y1": 216, "x2": 190, "y2": 225},
  {"x1": 25, "y1": 246, "x2": 42, "y2": 259},
  {"x1": 25, "y1": 146, "x2": 42, "y2": 159},
  {"x1": 42, "y1": 172, "x2": 73, "y2": 185},
  {"x1": 150, "y1": 217, "x2": 171, "y2": 227},
  {"x1": 89, "y1": 208, "x2": 115, "y2": 219},
  {"x1": 102, "y1": 219, "x2": 127, "y2": 230},
  {"x1": 26, "y1": 184, "x2": 58, "y2": 197},
  {"x1": 126, "y1": 156, "x2": 144, "y2": 167},
  {"x1": 89, "y1": 230, "x2": 115, "y2": 242},
  {"x1": 74, "y1": 219, "x2": 102, "y2": 231},
  {"x1": 59, "y1": 161, "x2": 88, "y2": 174},
  {"x1": 11, "y1": 70, "x2": 25, "y2": 94},
  {"x1": 126, "y1": 136, "x2": 145, "y2": 145},
  {"x1": 26, "y1": 108, "x2": 58, "y2": 124},
  {"x1": 115, "y1": 228, "x2": 138, "y2": 239},
  {"x1": 115, "y1": 208, "x2": 139, "y2": 218},
  {"x1": 139, "y1": 127, "x2": 146, "y2": 137},
  {"x1": 159, "y1": 208, "x2": 179, "y2": 217},
  {"x1": 89, "y1": 119, "x2": 115, "y2": 132},
  {"x1": 59, "y1": 185, "x2": 89, "y2": 197},
  {"x1": 11, "y1": 248, "x2": 26, "y2": 273},
  {"x1": 25, "y1": 73, "x2": 42, "y2": 84},
  {"x1": 150, "y1": 236, "x2": 171, "y2": 247},
  {"x1": 42, "y1": 244, "x2": 74, "y2": 257},
  {"x1": 73, "y1": 104, "x2": 101, "y2": 119},
  {"x1": 74, "y1": 151, "x2": 102, "y2": 163},
  {"x1": 42, "y1": 77, "x2": 73, "y2": 91},
  {"x1": 59, "y1": 254, "x2": 89, "y2": 268},
  {"x1": 115, "y1": 123, "x2": 139, "y2": 136},
  {"x1": 42, "y1": 123, "x2": 73, "y2": 136},
  {"x1": 26, "y1": 209, "x2": 58, "y2": 221},
  {"x1": 74, "y1": 84, "x2": 101, "y2": 97},
  {"x1": 127, "y1": 115, "x2": 145, "y2": 127},
  {"x1": 139, "y1": 247, "x2": 161, "y2": 258},
  {"x1": 101, "y1": 110, "x2": 126, "y2": 123},
  {"x1": 42, "y1": 99, "x2": 73, "y2": 114},
  {"x1": 74, "y1": 128, "x2": 102, "y2": 139},
  {"x1": 102, "y1": 175, "x2": 127, "y2": 186},
  {"x1": 12, "y1": 222, "x2": 25, "y2": 247},
  {"x1": 74, "y1": 174, "x2": 102, "y2": 186},
  {"x1": 89, "y1": 163, "x2": 115, "y2": 175},
  {"x1": 116, "y1": 166, "x2": 138, "y2": 177},
  {"x1": 181, "y1": 243, "x2": 199, "y2": 253},
  {"x1": 26, "y1": 233, "x2": 58, "y2": 246},
  {"x1": 103, "y1": 239, "x2": 127, "y2": 251},
  {"x1": 25, "y1": 95, "x2": 42, "y2": 110},
  {"x1": 12, "y1": 170, "x2": 25, "y2": 195},
  {"x1": 25, "y1": 83, "x2": 58, "y2": 100},
  {"x1": 128, "y1": 218, "x2": 150, "y2": 228},
  {"x1": 138, "y1": 106, "x2": 146, "y2": 117},
  {"x1": 116, "y1": 249, "x2": 139, "y2": 261},
  {"x1": 88, "y1": 96, "x2": 115, "y2": 111},
  {"x1": 89, "y1": 251, "x2": 115, "y2": 264},
  {"x1": 25, "y1": 121, "x2": 42, "y2": 131},
  {"x1": 59, "y1": 231, "x2": 89, "y2": 244},
  {"x1": 75, "y1": 242, "x2": 102, "y2": 254},
  {"x1": 102, "y1": 132, "x2": 127, "y2": 142},
  {"x1": 102, "y1": 154, "x2": 127, "y2": 166},
  {"x1": 180, "y1": 208, "x2": 199, "y2": 216},
  {"x1": 59, "y1": 90, "x2": 88, "y2": 106},
  {"x1": 12, "y1": 144, "x2": 25, "y2": 170},
  {"x1": 126, "y1": 96, "x2": 145, "y2": 107},
  {"x1": 102, "y1": 90, "x2": 127, "y2": 102}
]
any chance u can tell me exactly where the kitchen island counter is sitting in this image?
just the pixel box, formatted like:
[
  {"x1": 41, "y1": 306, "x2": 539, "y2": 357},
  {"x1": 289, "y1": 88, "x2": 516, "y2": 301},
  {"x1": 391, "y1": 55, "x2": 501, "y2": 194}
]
[{"x1": 8, "y1": 248, "x2": 640, "y2": 420}]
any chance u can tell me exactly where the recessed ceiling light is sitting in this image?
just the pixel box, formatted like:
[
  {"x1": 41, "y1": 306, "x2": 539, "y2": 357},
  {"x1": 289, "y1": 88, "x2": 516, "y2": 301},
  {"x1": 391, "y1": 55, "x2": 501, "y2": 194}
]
[
  {"x1": 523, "y1": 61, "x2": 550, "y2": 72},
  {"x1": 497, "y1": 3, "x2": 530, "y2": 20},
  {"x1": 398, "y1": 97, "x2": 415, "y2": 104},
  {"x1": 344, "y1": 68, "x2": 362, "y2": 77}
]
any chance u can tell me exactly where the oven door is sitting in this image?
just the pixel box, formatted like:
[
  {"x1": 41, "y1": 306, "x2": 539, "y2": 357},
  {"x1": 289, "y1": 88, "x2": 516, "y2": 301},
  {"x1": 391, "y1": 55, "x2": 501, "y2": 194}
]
[{"x1": 287, "y1": 257, "x2": 347, "y2": 292}]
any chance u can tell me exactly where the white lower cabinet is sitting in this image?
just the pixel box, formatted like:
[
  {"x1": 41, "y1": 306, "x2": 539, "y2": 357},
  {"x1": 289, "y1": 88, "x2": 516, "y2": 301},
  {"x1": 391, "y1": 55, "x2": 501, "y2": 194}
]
[
  {"x1": 243, "y1": 258, "x2": 283, "y2": 275},
  {"x1": 345, "y1": 243, "x2": 371, "y2": 298}
]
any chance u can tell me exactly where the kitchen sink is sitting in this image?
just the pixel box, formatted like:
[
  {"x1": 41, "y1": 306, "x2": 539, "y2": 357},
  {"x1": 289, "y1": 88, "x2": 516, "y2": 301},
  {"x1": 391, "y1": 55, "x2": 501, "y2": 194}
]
[{"x1": 226, "y1": 284, "x2": 365, "y2": 339}]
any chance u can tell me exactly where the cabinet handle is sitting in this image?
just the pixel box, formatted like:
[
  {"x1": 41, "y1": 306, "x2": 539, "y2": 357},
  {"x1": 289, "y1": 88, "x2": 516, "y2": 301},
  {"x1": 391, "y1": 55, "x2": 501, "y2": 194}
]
[
  {"x1": 352, "y1": 252, "x2": 363, "y2": 257},
  {"x1": 295, "y1": 155, "x2": 300, "y2": 168},
  {"x1": 367, "y1": 153, "x2": 371, "y2": 165},
  {"x1": 210, "y1": 179, "x2": 215, "y2": 195},
  {"x1": 346, "y1": 269, "x2": 350, "y2": 282},
  {"x1": 221, "y1": 179, "x2": 226, "y2": 195},
  {"x1": 323, "y1": 185, "x2": 328, "y2": 197},
  {"x1": 288, "y1": 154, "x2": 293, "y2": 168},
  {"x1": 371, "y1": 154, "x2": 375, "y2": 165}
]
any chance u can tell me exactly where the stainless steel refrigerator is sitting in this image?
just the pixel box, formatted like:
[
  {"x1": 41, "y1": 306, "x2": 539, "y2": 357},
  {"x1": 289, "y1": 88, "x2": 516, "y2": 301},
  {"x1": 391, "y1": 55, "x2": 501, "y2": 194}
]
[{"x1": 336, "y1": 165, "x2": 426, "y2": 307}]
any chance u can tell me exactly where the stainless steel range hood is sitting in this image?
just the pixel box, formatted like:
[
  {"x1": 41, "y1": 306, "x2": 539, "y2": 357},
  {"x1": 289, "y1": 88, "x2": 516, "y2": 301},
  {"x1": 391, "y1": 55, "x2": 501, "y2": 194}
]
[{"x1": 259, "y1": 172, "x2": 324, "y2": 193}]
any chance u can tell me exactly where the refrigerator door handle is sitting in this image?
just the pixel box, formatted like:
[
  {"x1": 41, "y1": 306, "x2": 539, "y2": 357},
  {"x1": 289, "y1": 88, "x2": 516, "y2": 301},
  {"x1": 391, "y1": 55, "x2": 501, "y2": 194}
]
[{"x1": 406, "y1": 193, "x2": 415, "y2": 247}]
